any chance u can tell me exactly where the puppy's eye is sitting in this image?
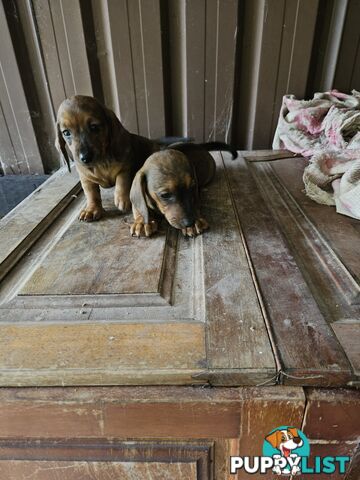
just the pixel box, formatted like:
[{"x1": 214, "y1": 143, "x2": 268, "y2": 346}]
[
  {"x1": 159, "y1": 192, "x2": 173, "y2": 200},
  {"x1": 62, "y1": 130, "x2": 71, "y2": 137},
  {"x1": 89, "y1": 123, "x2": 101, "y2": 132}
]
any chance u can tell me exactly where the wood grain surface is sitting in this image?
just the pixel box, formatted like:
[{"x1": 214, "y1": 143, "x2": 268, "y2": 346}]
[
  {"x1": 332, "y1": 323, "x2": 360, "y2": 381},
  {"x1": 0, "y1": 150, "x2": 358, "y2": 388},
  {"x1": 202, "y1": 153, "x2": 275, "y2": 376},
  {"x1": 225, "y1": 153, "x2": 355, "y2": 386},
  {"x1": 0, "y1": 167, "x2": 80, "y2": 282},
  {"x1": 0, "y1": 442, "x2": 212, "y2": 480},
  {"x1": 20, "y1": 210, "x2": 174, "y2": 297},
  {"x1": 0, "y1": 460, "x2": 198, "y2": 480},
  {"x1": 0, "y1": 386, "x2": 357, "y2": 479},
  {"x1": 271, "y1": 158, "x2": 360, "y2": 306},
  {"x1": 0, "y1": 385, "x2": 303, "y2": 439}
]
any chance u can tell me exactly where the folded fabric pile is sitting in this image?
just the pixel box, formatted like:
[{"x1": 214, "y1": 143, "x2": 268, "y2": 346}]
[{"x1": 273, "y1": 90, "x2": 360, "y2": 220}]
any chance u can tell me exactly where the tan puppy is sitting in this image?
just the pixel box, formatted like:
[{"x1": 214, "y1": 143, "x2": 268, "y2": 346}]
[
  {"x1": 55, "y1": 95, "x2": 158, "y2": 221},
  {"x1": 129, "y1": 143, "x2": 236, "y2": 237}
]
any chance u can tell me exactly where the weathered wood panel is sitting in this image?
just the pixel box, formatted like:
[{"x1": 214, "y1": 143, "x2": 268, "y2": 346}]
[
  {"x1": 0, "y1": 460, "x2": 198, "y2": 480},
  {"x1": 270, "y1": 157, "x2": 360, "y2": 305},
  {"x1": 0, "y1": 385, "x2": 303, "y2": 438},
  {"x1": 0, "y1": 153, "x2": 277, "y2": 387},
  {"x1": 0, "y1": 167, "x2": 80, "y2": 283},
  {"x1": 0, "y1": 150, "x2": 358, "y2": 387},
  {"x1": 332, "y1": 323, "x2": 360, "y2": 380},
  {"x1": 0, "y1": 322, "x2": 205, "y2": 386},
  {"x1": 346, "y1": 444, "x2": 360, "y2": 480},
  {"x1": 20, "y1": 214, "x2": 176, "y2": 298},
  {"x1": 0, "y1": 386, "x2": 306, "y2": 480},
  {"x1": 224, "y1": 153, "x2": 355, "y2": 386},
  {"x1": 303, "y1": 388, "x2": 360, "y2": 480},
  {"x1": 238, "y1": 387, "x2": 305, "y2": 480},
  {"x1": 0, "y1": 442, "x2": 212, "y2": 480},
  {"x1": 200, "y1": 153, "x2": 275, "y2": 375},
  {"x1": 303, "y1": 388, "x2": 360, "y2": 441},
  {"x1": 0, "y1": 386, "x2": 358, "y2": 478}
]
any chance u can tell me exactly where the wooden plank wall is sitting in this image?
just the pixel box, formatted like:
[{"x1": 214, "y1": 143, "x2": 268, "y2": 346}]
[{"x1": 0, "y1": 0, "x2": 359, "y2": 174}]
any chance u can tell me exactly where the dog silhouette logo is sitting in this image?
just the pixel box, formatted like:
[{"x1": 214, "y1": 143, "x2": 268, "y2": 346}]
[{"x1": 263, "y1": 426, "x2": 310, "y2": 475}]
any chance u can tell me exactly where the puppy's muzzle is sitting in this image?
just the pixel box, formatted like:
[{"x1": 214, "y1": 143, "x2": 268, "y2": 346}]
[
  {"x1": 181, "y1": 216, "x2": 195, "y2": 228},
  {"x1": 79, "y1": 150, "x2": 93, "y2": 164},
  {"x1": 170, "y1": 216, "x2": 195, "y2": 229}
]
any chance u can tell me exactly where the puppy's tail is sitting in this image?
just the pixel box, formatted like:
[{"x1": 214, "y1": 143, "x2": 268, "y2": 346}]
[
  {"x1": 167, "y1": 141, "x2": 237, "y2": 159},
  {"x1": 197, "y1": 142, "x2": 238, "y2": 159},
  {"x1": 156, "y1": 136, "x2": 194, "y2": 146}
]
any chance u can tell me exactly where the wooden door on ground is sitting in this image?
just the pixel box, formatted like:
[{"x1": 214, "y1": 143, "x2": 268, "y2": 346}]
[
  {"x1": 0, "y1": 151, "x2": 358, "y2": 388},
  {"x1": 0, "y1": 150, "x2": 359, "y2": 478}
]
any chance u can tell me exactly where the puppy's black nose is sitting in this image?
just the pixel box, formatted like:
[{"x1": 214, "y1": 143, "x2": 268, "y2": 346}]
[
  {"x1": 182, "y1": 217, "x2": 194, "y2": 228},
  {"x1": 79, "y1": 151, "x2": 93, "y2": 164},
  {"x1": 293, "y1": 437, "x2": 302, "y2": 444}
]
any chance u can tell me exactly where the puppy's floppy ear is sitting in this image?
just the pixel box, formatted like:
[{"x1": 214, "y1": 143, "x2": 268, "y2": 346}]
[
  {"x1": 55, "y1": 123, "x2": 71, "y2": 172},
  {"x1": 265, "y1": 430, "x2": 282, "y2": 449},
  {"x1": 130, "y1": 170, "x2": 150, "y2": 224},
  {"x1": 288, "y1": 428, "x2": 299, "y2": 438},
  {"x1": 103, "y1": 107, "x2": 126, "y2": 156}
]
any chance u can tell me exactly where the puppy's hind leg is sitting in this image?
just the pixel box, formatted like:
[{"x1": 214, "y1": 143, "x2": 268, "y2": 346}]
[
  {"x1": 114, "y1": 172, "x2": 132, "y2": 213},
  {"x1": 79, "y1": 179, "x2": 104, "y2": 221}
]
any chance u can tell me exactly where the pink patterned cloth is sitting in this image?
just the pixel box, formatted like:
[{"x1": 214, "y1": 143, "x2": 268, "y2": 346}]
[{"x1": 273, "y1": 90, "x2": 360, "y2": 219}]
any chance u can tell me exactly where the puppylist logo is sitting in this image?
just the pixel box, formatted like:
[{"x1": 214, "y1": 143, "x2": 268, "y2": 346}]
[{"x1": 231, "y1": 426, "x2": 350, "y2": 476}]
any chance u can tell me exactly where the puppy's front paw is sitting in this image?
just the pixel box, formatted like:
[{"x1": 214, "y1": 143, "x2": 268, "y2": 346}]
[
  {"x1": 181, "y1": 218, "x2": 209, "y2": 237},
  {"x1": 79, "y1": 206, "x2": 104, "y2": 222},
  {"x1": 291, "y1": 465, "x2": 301, "y2": 475},
  {"x1": 114, "y1": 193, "x2": 131, "y2": 213},
  {"x1": 130, "y1": 219, "x2": 158, "y2": 238},
  {"x1": 272, "y1": 465, "x2": 282, "y2": 475}
]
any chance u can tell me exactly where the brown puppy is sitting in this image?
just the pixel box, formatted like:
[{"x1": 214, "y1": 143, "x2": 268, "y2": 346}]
[
  {"x1": 55, "y1": 95, "x2": 158, "y2": 221},
  {"x1": 129, "y1": 143, "x2": 236, "y2": 237}
]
